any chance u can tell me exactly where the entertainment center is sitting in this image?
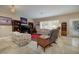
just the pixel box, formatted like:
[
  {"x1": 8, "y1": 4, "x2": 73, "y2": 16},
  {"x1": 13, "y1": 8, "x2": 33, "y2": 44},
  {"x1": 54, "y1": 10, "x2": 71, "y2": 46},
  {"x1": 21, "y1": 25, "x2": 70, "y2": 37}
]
[{"x1": 12, "y1": 17, "x2": 37, "y2": 34}]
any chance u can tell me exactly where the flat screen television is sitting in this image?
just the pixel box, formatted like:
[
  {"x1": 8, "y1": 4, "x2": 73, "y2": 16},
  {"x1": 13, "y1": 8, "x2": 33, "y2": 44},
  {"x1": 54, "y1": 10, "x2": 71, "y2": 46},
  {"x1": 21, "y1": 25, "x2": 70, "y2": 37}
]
[
  {"x1": 20, "y1": 17, "x2": 30, "y2": 33},
  {"x1": 20, "y1": 17, "x2": 27, "y2": 24}
]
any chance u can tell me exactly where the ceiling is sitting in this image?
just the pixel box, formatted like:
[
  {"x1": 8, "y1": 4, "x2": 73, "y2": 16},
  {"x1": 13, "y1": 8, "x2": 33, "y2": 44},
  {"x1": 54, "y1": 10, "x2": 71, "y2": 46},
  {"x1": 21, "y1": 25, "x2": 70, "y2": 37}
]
[{"x1": 0, "y1": 5, "x2": 79, "y2": 19}]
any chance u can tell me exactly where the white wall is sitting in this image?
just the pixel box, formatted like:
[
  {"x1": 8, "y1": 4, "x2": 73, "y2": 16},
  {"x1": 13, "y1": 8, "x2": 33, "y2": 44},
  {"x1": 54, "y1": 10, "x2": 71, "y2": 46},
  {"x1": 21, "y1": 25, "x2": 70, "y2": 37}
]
[{"x1": 33, "y1": 12, "x2": 79, "y2": 36}]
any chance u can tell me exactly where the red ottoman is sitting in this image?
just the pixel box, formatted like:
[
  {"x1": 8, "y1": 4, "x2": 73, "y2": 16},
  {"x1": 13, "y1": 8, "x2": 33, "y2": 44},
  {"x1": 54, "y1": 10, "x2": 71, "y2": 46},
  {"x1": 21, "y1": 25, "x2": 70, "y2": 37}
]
[{"x1": 31, "y1": 34, "x2": 41, "y2": 40}]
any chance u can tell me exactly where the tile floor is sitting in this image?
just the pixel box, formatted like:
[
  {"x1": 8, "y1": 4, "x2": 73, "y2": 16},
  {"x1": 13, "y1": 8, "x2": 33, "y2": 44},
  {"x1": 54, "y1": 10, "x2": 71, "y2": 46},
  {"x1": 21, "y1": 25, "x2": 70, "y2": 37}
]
[{"x1": 0, "y1": 36, "x2": 79, "y2": 54}]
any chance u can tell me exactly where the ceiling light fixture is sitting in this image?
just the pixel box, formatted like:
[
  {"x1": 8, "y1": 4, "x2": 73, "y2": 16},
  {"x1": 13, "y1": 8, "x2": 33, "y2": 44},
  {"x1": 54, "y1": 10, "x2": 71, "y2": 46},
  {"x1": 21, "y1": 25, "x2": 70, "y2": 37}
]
[{"x1": 10, "y1": 5, "x2": 16, "y2": 13}]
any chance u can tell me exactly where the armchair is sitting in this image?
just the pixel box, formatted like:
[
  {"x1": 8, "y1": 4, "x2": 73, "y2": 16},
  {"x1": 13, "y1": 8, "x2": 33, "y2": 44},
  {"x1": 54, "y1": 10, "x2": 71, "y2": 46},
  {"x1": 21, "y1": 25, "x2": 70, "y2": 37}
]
[{"x1": 37, "y1": 27, "x2": 60, "y2": 52}]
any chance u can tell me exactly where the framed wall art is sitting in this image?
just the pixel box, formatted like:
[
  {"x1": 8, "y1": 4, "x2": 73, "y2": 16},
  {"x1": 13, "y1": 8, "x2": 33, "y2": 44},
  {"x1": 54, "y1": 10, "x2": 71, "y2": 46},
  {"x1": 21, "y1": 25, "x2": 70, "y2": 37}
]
[{"x1": 0, "y1": 16, "x2": 12, "y2": 25}]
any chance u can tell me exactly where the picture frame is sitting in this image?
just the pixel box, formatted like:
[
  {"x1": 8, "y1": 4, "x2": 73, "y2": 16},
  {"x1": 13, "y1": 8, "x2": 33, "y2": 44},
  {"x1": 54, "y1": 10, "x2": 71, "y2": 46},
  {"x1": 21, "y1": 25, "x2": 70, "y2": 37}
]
[{"x1": 0, "y1": 16, "x2": 12, "y2": 25}]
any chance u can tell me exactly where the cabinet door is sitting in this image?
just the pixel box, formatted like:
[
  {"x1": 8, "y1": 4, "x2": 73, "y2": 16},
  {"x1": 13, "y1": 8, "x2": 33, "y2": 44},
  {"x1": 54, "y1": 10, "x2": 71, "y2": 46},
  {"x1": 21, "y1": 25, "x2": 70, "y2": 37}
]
[
  {"x1": 12, "y1": 20, "x2": 21, "y2": 32},
  {"x1": 61, "y1": 22, "x2": 67, "y2": 36}
]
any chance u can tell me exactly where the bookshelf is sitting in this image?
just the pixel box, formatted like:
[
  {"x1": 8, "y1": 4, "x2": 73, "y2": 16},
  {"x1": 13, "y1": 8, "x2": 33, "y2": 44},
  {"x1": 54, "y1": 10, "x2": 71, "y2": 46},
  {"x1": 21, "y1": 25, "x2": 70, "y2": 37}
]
[
  {"x1": 12, "y1": 20, "x2": 21, "y2": 32},
  {"x1": 61, "y1": 22, "x2": 67, "y2": 36}
]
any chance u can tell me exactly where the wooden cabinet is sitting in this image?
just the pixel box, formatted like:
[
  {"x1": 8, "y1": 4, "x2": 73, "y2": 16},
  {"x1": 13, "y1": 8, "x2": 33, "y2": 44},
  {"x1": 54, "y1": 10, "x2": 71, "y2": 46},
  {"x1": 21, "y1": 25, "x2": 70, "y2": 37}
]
[
  {"x1": 28, "y1": 22, "x2": 37, "y2": 34},
  {"x1": 61, "y1": 22, "x2": 67, "y2": 36},
  {"x1": 12, "y1": 20, "x2": 21, "y2": 32},
  {"x1": 12, "y1": 20, "x2": 37, "y2": 34},
  {"x1": 28, "y1": 22, "x2": 33, "y2": 28}
]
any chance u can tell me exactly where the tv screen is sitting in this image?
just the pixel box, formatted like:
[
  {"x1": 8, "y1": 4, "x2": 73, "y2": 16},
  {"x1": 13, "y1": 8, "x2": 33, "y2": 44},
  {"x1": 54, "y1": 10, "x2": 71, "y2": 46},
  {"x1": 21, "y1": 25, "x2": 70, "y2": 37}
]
[{"x1": 20, "y1": 17, "x2": 27, "y2": 24}]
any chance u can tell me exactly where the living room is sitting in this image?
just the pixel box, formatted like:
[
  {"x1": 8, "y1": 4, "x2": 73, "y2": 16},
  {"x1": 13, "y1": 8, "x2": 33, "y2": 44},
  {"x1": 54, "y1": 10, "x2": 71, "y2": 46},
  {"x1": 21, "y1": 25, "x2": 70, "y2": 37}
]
[{"x1": 0, "y1": 5, "x2": 79, "y2": 54}]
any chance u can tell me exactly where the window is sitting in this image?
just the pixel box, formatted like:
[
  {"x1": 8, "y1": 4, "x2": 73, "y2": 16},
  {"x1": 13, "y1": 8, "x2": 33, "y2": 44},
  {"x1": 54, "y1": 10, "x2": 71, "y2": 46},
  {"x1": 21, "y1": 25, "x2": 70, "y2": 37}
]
[{"x1": 40, "y1": 20, "x2": 59, "y2": 30}]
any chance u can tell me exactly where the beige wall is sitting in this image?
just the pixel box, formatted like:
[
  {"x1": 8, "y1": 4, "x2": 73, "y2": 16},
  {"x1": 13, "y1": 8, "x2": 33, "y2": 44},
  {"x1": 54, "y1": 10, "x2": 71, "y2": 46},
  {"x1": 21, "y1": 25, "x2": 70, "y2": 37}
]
[
  {"x1": 33, "y1": 12, "x2": 79, "y2": 36},
  {"x1": 0, "y1": 12, "x2": 34, "y2": 38},
  {"x1": 0, "y1": 12, "x2": 19, "y2": 38},
  {"x1": 0, "y1": 11, "x2": 20, "y2": 20},
  {"x1": 0, "y1": 12, "x2": 19, "y2": 39},
  {"x1": 0, "y1": 26, "x2": 12, "y2": 38}
]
